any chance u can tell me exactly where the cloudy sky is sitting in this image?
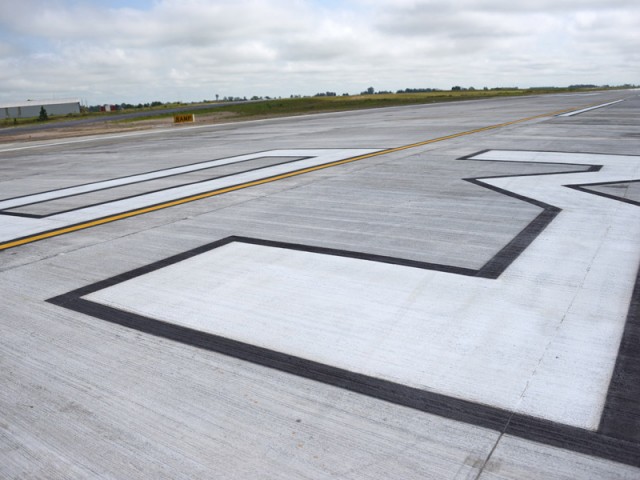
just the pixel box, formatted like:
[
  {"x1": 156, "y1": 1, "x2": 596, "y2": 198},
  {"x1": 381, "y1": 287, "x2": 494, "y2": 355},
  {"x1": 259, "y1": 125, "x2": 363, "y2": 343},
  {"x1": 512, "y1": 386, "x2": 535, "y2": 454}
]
[{"x1": 0, "y1": 0, "x2": 638, "y2": 105}]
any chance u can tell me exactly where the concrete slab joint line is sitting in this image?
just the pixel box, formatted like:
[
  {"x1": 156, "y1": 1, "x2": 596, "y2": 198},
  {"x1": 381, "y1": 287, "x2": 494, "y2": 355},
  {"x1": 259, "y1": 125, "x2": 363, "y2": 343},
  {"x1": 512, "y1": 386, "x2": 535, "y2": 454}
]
[
  {"x1": 0, "y1": 105, "x2": 588, "y2": 251},
  {"x1": 49, "y1": 150, "x2": 640, "y2": 468}
]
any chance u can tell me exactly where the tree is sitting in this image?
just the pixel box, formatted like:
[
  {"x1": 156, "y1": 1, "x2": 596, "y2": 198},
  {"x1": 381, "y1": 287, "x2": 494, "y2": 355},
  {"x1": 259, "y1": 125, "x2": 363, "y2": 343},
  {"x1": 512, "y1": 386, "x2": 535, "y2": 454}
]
[{"x1": 38, "y1": 106, "x2": 49, "y2": 121}]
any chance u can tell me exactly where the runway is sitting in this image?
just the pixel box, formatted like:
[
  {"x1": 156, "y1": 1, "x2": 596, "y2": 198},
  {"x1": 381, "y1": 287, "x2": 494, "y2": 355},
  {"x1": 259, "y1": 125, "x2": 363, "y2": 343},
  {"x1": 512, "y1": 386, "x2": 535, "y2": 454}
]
[{"x1": 1, "y1": 91, "x2": 639, "y2": 479}]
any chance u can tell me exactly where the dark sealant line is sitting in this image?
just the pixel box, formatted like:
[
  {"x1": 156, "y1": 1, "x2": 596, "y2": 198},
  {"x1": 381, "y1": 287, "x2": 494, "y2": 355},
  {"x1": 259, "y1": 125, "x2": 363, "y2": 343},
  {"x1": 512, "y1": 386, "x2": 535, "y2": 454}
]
[{"x1": 0, "y1": 210, "x2": 42, "y2": 218}]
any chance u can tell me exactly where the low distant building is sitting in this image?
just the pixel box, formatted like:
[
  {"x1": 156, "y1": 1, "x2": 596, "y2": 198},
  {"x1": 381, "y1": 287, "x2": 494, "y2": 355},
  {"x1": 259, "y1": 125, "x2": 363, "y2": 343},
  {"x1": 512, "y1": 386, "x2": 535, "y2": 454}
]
[{"x1": 0, "y1": 98, "x2": 81, "y2": 119}]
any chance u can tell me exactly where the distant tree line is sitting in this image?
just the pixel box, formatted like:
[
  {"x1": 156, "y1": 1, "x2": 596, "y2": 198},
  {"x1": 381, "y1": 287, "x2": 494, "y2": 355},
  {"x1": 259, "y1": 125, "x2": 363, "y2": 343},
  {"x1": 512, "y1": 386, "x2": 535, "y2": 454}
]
[
  {"x1": 87, "y1": 101, "x2": 164, "y2": 112},
  {"x1": 81, "y1": 84, "x2": 636, "y2": 113},
  {"x1": 568, "y1": 84, "x2": 598, "y2": 89},
  {"x1": 397, "y1": 88, "x2": 440, "y2": 93}
]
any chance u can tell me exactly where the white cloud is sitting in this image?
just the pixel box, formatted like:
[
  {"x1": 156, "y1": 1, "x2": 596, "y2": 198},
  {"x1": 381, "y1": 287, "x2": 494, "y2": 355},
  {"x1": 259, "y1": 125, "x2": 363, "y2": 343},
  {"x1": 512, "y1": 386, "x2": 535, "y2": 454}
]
[{"x1": 0, "y1": 0, "x2": 638, "y2": 104}]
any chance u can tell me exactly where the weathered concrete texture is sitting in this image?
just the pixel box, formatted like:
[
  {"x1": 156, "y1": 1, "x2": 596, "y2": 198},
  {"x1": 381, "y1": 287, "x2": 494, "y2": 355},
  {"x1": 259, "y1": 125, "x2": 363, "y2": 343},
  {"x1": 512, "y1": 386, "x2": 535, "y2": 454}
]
[
  {"x1": 0, "y1": 284, "x2": 498, "y2": 479},
  {"x1": 1, "y1": 91, "x2": 639, "y2": 479},
  {"x1": 478, "y1": 435, "x2": 640, "y2": 480}
]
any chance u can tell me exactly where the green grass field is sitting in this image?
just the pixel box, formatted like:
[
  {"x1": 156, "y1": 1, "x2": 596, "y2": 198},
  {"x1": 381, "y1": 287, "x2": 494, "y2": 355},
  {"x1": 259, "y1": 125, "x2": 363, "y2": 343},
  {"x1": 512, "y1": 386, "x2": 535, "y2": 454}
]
[
  {"x1": 108, "y1": 87, "x2": 628, "y2": 124},
  {"x1": 120, "y1": 89, "x2": 552, "y2": 122}
]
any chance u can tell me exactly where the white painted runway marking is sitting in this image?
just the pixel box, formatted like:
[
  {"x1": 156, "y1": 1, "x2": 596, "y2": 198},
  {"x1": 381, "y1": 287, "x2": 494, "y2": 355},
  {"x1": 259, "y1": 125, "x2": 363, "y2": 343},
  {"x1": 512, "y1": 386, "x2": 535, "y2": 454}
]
[
  {"x1": 86, "y1": 151, "x2": 640, "y2": 430},
  {"x1": 0, "y1": 152, "x2": 304, "y2": 210},
  {"x1": 0, "y1": 149, "x2": 382, "y2": 244},
  {"x1": 557, "y1": 99, "x2": 625, "y2": 117}
]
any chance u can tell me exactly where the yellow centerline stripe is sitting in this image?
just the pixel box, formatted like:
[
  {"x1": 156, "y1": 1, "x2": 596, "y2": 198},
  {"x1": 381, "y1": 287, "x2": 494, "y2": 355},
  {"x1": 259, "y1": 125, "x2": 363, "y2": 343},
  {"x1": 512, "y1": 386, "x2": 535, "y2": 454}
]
[{"x1": 0, "y1": 104, "x2": 596, "y2": 251}]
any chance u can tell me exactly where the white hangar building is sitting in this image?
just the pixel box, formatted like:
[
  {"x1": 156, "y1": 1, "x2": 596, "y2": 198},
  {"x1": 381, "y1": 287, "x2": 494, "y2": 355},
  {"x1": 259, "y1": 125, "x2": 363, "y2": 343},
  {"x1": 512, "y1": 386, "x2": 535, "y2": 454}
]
[{"x1": 1, "y1": 98, "x2": 81, "y2": 119}]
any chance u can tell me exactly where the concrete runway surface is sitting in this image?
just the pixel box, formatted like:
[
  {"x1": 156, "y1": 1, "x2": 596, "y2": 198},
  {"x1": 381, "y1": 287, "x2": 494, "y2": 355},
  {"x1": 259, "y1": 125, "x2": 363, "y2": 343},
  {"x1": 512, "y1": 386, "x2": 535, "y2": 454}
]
[{"x1": 1, "y1": 90, "x2": 639, "y2": 479}]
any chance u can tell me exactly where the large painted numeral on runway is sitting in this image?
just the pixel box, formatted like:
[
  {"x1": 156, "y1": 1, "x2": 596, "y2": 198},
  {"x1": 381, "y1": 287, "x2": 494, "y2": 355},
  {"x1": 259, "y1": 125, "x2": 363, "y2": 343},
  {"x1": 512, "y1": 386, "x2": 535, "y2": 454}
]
[{"x1": 51, "y1": 150, "x2": 640, "y2": 433}]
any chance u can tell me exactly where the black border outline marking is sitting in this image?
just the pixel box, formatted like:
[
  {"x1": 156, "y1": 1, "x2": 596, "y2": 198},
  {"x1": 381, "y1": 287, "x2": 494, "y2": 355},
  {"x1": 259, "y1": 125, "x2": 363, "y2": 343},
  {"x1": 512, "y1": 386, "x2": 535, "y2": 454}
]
[
  {"x1": 566, "y1": 180, "x2": 640, "y2": 207},
  {"x1": 566, "y1": 177, "x2": 640, "y2": 443},
  {"x1": 600, "y1": 260, "x2": 640, "y2": 444},
  {"x1": 0, "y1": 156, "x2": 312, "y2": 218},
  {"x1": 48, "y1": 152, "x2": 640, "y2": 467},
  {"x1": 457, "y1": 150, "x2": 600, "y2": 278},
  {"x1": 0, "y1": 210, "x2": 42, "y2": 218}
]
